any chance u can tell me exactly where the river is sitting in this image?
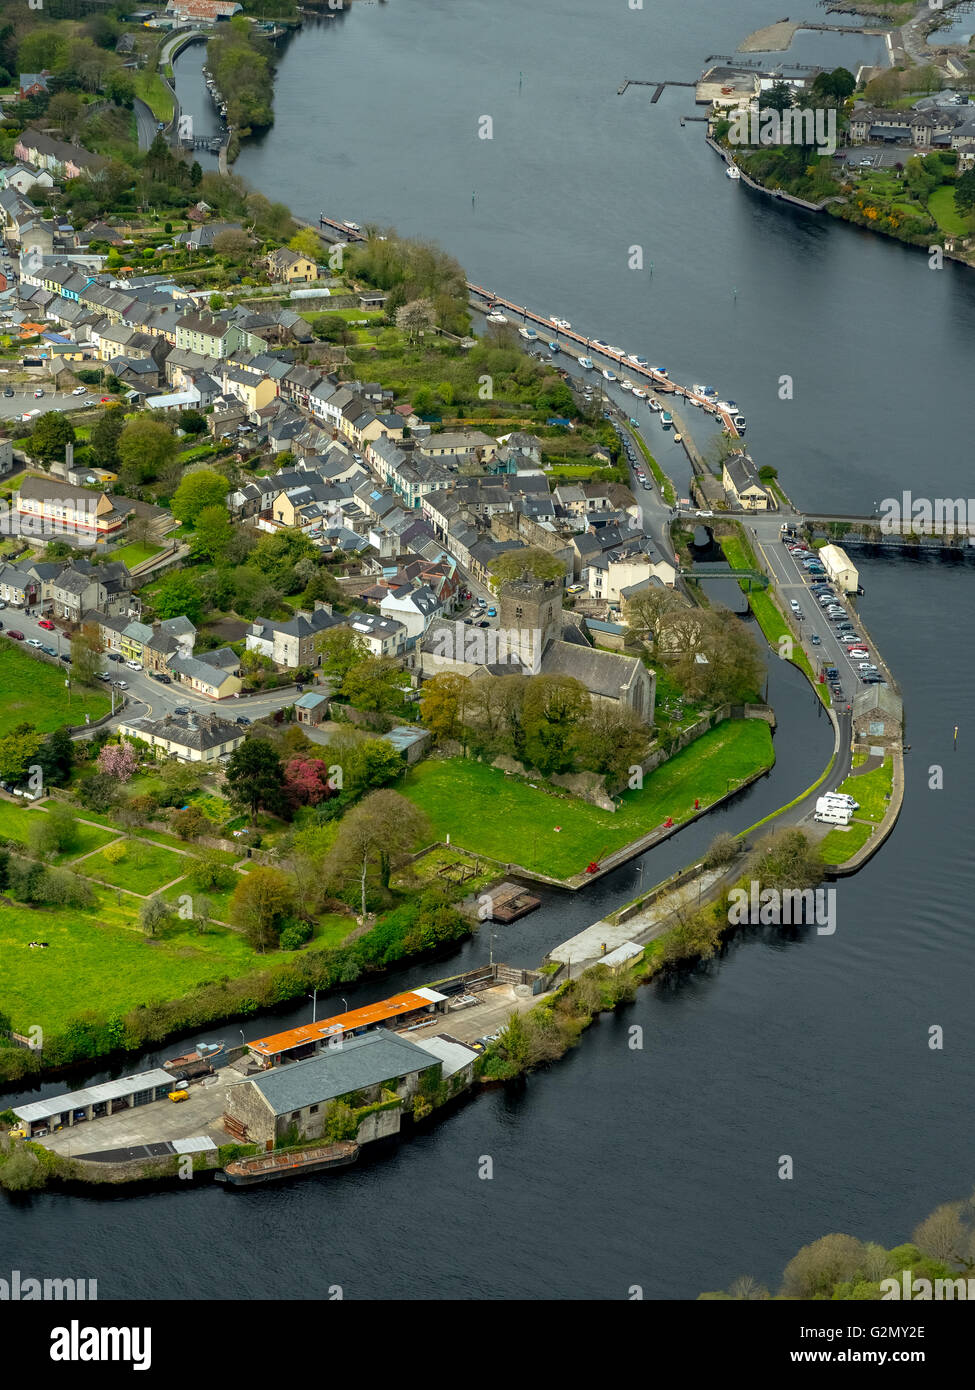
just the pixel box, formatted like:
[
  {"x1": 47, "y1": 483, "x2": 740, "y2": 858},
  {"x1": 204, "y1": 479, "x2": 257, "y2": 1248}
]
[{"x1": 4, "y1": 0, "x2": 974, "y2": 1301}]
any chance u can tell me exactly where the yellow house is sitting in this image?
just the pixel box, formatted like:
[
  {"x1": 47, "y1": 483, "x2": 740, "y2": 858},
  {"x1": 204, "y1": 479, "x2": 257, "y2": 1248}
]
[
  {"x1": 222, "y1": 367, "x2": 277, "y2": 413},
  {"x1": 722, "y1": 453, "x2": 770, "y2": 511},
  {"x1": 266, "y1": 247, "x2": 319, "y2": 283}
]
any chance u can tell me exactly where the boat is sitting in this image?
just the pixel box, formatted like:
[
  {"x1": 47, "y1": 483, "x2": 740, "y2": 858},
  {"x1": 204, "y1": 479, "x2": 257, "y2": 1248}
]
[
  {"x1": 632, "y1": 387, "x2": 647, "y2": 400},
  {"x1": 648, "y1": 397, "x2": 661, "y2": 412},
  {"x1": 602, "y1": 369, "x2": 617, "y2": 381},
  {"x1": 578, "y1": 356, "x2": 594, "y2": 370},
  {"x1": 217, "y1": 1141, "x2": 360, "y2": 1187},
  {"x1": 486, "y1": 311, "x2": 508, "y2": 324},
  {"x1": 673, "y1": 432, "x2": 683, "y2": 443},
  {"x1": 726, "y1": 165, "x2": 741, "y2": 180},
  {"x1": 164, "y1": 1041, "x2": 224, "y2": 1077},
  {"x1": 518, "y1": 327, "x2": 538, "y2": 340},
  {"x1": 548, "y1": 341, "x2": 561, "y2": 353},
  {"x1": 732, "y1": 414, "x2": 747, "y2": 431},
  {"x1": 691, "y1": 383, "x2": 707, "y2": 397},
  {"x1": 620, "y1": 378, "x2": 635, "y2": 392},
  {"x1": 660, "y1": 412, "x2": 673, "y2": 429},
  {"x1": 702, "y1": 385, "x2": 718, "y2": 398}
]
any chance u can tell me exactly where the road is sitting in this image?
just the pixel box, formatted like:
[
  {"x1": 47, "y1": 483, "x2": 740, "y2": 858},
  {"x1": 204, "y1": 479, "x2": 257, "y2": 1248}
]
[
  {"x1": 134, "y1": 97, "x2": 163, "y2": 153},
  {"x1": 0, "y1": 608, "x2": 302, "y2": 733}
]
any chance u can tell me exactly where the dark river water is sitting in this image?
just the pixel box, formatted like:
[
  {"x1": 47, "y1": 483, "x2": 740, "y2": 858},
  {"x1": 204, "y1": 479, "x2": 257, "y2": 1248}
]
[{"x1": 4, "y1": 1, "x2": 975, "y2": 1301}]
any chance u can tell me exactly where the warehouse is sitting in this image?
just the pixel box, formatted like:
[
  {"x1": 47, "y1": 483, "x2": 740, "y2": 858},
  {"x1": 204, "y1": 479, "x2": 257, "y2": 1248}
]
[
  {"x1": 225, "y1": 1031, "x2": 442, "y2": 1146},
  {"x1": 12, "y1": 1069, "x2": 174, "y2": 1138},
  {"x1": 245, "y1": 988, "x2": 448, "y2": 1068}
]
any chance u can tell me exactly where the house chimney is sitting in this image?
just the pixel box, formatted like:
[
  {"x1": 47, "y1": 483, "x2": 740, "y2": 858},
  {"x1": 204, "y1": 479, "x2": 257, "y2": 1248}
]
[
  {"x1": 65, "y1": 441, "x2": 74, "y2": 470},
  {"x1": 314, "y1": 600, "x2": 333, "y2": 615}
]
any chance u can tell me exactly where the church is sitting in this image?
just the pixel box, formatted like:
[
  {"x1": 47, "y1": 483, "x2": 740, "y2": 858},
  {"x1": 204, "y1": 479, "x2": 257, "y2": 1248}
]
[{"x1": 411, "y1": 573, "x2": 655, "y2": 722}]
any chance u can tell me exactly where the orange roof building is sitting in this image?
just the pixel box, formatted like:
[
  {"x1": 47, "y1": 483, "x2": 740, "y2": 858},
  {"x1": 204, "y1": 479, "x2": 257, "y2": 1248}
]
[{"x1": 246, "y1": 988, "x2": 447, "y2": 1066}]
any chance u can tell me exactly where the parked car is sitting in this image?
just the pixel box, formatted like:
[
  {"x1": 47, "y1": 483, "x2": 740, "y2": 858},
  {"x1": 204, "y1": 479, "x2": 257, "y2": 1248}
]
[
  {"x1": 173, "y1": 706, "x2": 190, "y2": 716},
  {"x1": 125, "y1": 659, "x2": 141, "y2": 670},
  {"x1": 37, "y1": 618, "x2": 55, "y2": 630},
  {"x1": 6, "y1": 629, "x2": 24, "y2": 640},
  {"x1": 151, "y1": 672, "x2": 171, "y2": 684},
  {"x1": 789, "y1": 599, "x2": 801, "y2": 612},
  {"x1": 112, "y1": 679, "x2": 127, "y2": 689},
  {"x1": 2, "y1": 387, "x2": 12, "y2": 398},
  {"x1": 40, "y1": 645, "x2": 56, "y2": 656},
  {"x1": 33, "y1": 388, "x2": 44, "y2": 398},
  {"x1": 59, "y1": 653, "x2": 71, "y2": 664},
  {"x1": 25, "y1": 637, "x2": 41, "y2": 647},
  {"x1": 107, "y1": 653, "x2": 124, "y2": 662},
  {"x1": 72, "y1": 386, "x2": 87, "y2": 396},
  {"x1": 96, "y1": 671, "x2": 111, "y2": 680},
  {"x1": 235, "y1": 716, "x2": 250, "y2": 726}
]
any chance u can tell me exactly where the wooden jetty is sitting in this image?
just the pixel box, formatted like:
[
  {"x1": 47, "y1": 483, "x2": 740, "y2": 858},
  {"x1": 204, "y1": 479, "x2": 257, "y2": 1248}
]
[{"x1": 488, "y1": 881, "x2": 542, "y2": 924}]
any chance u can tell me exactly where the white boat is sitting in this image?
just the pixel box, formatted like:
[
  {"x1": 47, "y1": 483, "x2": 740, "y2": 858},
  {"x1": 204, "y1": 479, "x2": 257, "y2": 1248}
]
[
  {"x1": 660, "y1": 412, "x2": 673, "y2": 429},
  {"x1": 673, "y1": 432, "x2": 683, "y2": 443},
  {"x1": 578, "y1": 356, "x2": 594, "y2": 370},
  {"x1": 691, "y1": 384, "x2": 707, "y2": 397},
  {"x1": 602, "y1": 369, "x2": 617, "y2": 381},
  {"x1": 620, "y1": 378, "x2": 635, "y2": 392},
  {"x1": 726, "y1": 165, "x2": 741, "y2": 180},
  {"x1": 649, "y1": 366, "x2": 668, "y2": 378},
  {"x1": 732, "y1": 414, "x2": 747, "y2": 431},
  {"x1": 552, "y1": 318, "x2": 571, "y2": 330},
  {"x1": 632, "y1": 387, "x2": 647, "y2": 400},
  {"x1": 518, "y1": 327, "x2": 538, "y2": 340},
  {"x1": 486, "y1": 311, "x2": 508, "y2": 324},
  {"x1": 648, "y1": 397, "x2": 661, "y2": 412}
]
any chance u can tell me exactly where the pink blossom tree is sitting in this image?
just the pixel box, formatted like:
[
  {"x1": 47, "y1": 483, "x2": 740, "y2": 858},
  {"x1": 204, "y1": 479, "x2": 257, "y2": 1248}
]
[
  {"x1": 96, "y1": 740, "x2": 138, "y2": 783},
  {"x1": 283, "y1": 756, "x2": 332, "y2": 808}
]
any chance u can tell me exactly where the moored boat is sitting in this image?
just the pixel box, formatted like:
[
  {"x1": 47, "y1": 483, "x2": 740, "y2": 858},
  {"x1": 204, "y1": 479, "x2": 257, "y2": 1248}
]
[
  {"x1": 578, "y1": 356, "x2": 594, "y2": 370},
  {"x1": 660, "y1": 412, "x2": 673, "y2": 429},
  {"x1": 217, "y1": 1141, "x2": 360, "y2": 1187},
  {"x1": 726, "y1": 165, "x2": 741, "y2": 180}
]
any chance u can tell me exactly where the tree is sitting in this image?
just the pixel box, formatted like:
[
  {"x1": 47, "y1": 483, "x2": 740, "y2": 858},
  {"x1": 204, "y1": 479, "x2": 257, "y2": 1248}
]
[
  {"x1": 224, "y1": 738, "x2": 284, "y2": 816},
  {"x1": 213, "y1": 228, "x2": 253, "y2": 260},
  {"x1": 955, "y1": 169, "x2": 975, "y2": 213},
  {"x1": 754, "y1": 827, "x2": 824, "y2": 894},
  {"x1": 96, "y1": 741, "x2": 138, "y2": 782},
  {"x1": 760, "y1": 79, "x2": 795, "y2": 115},
  {"x1": 574, "y1": 704, "x2": 647, "y2": 781},
  {"x1": 189, "y1": 504, "x2": 233, "y2": 562},
  {"x1": 325, "y1": 789, "x2": 430, "y2": 919},
  {"x1": 288, "y1": 227, "x2": 323, "y2": 261},
  {"x1": 395, "y1": 297, "x2": 436, "y2": 342},
  {"x1": 0, "y1": 726, "x2": 42, "y2": 783},
  {"x1": 172, "y1": 805, "x2": 209, "y2": 840},
  {"x1": 316, "y1": 627, "x2": 370, "y2": 682},
  {"x1": 139, "y1": 895, "x2": 170, "y2": 938},
  {"x1": 0, "y1": 1146, "x2": 45, "y2": 1192},
  {"x1": 28, "y1": 802, "x2": 79, "y2": 860},
  {"x1": 283, "y1": 755, "x2": 333, "y2": 808},
  {"x1": 229, "y1": 866, "x2": 293, "y2": 951},
  {"x1": 419, "y1": 672, "x2": 472, "y2": 746},
  {"x1": 34, "y1": 727, "x2": 73, "y2": 787},
  {"x1": 76, "y1": 770, "x2": 120, "y2": 813},
  {"x1": 30, "y1": 411, "x2": 75, "y2": 463},
  {"x1": 71, "y1": 624, "x2": 102, "y2": 687},
  {"x1": 487, "y1": 546, "x2": 567, "y2": 591},
  {"x1": 152, "y1": 572, "x2": 203, "y2": 625},
  {"x1": 522, "y1": 675, "x2": 591, "y2": 774},
  {"x1": 47, "y1": 91, "x2": 83, "y2": 138},
  {"x1": 117, "y1": 417, "x2": 177, "y2": 487},
  {"x1": 171, "y1": 470, "x2": 230, "y2": 525},
  {"x1": 341, "y1": 657, "x2": 406, "y2": 713},
  {"x1": 89, "y1": 406, "x2": 125, "y2": 469},
  {"x1": 780, "y1": 1234, "x2": 867, "y2": 1299}
]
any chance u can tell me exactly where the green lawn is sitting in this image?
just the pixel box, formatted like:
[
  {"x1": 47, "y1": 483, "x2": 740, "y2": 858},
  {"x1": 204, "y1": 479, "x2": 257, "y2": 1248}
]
[
  {"x1": 111, "y1": 540, "x2": 163, "y2": 568},
  {"x1": 0, "y1": 798, "x2": 44, "y2": 844},
  {"x1": 399, "y1": 721, "x2": 774, "y2": 879},
  {"x1": 820, "y1": 819, "x2": 873, "y2": 866},
  {"x1": 0, "y1": 643, "x2": 110, "y2": 736},
  {"x1": 132, "y1": 69, "x2": 175, "y2": 123},
  {"x1": 51, "y1": 821, "x2": 121, "y2": 865},
  {"x1": 927, "y1": 186, "x2": 968, "y2": 238},
  {"x1": 0, "y1": 889, "x2": 267, "y2": 1036},
  {"x1": 81, "y1": 840, "x2": 191, "y2": 895},
  {"x1": 838, "y1": 758, "x2": 893, "y2": 823}
]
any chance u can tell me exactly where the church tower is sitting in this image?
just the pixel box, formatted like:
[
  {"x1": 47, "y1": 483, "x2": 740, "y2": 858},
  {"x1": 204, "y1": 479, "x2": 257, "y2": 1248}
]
[{"x1": 498, "y1": 572, "x2": 563, "y2": 673}]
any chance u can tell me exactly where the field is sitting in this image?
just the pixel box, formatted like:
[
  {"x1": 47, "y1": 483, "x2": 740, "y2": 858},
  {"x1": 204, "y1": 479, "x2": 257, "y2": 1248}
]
[
  {"x1": 81, "y1": 840, "x2": 192, "y2": 895},
  {"x1": 927, "y1": 186, "x2": 968, "y2": 238},
  {"x1": 110, "y1": 540, "x2": 163, "y2": 569},
  {"x1": 399, "y1": 720, "x2": 774, "y2": 878},
  {"x1": 0, "y1": 642, "x2": 110, "y2": 735},
  {"x1": 0, "y1": 890, "x2": 265, "y2": 1036},
  {"x1": 819, "y1": 820, "x2": 873, "y2": 866},
  {"x1": 838, "y1": 758, "x2": 893, "y2": 822},
  {"x1": 132, "y1": 69, "x2": 175, "y2": 123}
]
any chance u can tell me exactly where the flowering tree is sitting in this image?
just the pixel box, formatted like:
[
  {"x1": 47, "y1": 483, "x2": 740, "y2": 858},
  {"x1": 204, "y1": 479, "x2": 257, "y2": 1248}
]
[
  {"x1": 96, "y1": 741, "x2": 138, "y2": 782},
  {"x1": 283, "y1": 756, "x2": 333, "y2": 808}
]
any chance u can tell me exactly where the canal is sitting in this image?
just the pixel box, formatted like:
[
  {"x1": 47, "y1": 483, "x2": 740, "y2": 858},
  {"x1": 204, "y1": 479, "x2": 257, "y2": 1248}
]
[{"x1": 3, "y1": 0, "x2": 973, "y2": 1301}]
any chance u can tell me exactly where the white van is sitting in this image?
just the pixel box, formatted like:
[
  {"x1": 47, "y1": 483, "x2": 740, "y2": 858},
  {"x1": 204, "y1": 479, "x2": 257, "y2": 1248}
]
[
  {"x1": 814, "y1": 797, "x2": 851, "y2": 825},
  {"x1": 823, "y1": 792, "x2": 859, "y2": 810}
]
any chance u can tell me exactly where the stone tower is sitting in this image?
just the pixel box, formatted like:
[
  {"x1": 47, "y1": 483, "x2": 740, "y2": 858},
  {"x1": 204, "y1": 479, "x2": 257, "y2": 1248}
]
[{"x1": 497, "y1": 571, "x2": 563, "y2": 673}]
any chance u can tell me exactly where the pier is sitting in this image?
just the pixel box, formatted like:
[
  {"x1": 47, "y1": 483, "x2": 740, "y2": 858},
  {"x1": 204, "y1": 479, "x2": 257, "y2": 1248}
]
[{"x1": 618, "y1": 78, "x2": 696, "y2": 99}]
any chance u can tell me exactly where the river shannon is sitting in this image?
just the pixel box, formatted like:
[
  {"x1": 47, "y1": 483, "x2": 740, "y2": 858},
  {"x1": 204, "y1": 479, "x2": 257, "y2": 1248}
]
[{"x1": 4, "y1": 0, "x2": 974, "y2": 1300}]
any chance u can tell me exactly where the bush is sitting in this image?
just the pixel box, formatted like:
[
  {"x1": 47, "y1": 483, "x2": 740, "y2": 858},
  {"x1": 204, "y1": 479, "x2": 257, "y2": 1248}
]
[
  {"x1": 102, "y1": 841, "x2": 127, "y2": 864},
  {"x1": 279, "y1": 920, "x2": 313, "y2": 951}
]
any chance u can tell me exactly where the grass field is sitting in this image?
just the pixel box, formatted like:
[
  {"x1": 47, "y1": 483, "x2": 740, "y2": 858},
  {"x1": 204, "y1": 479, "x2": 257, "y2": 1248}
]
[
  {"x1": 81, "y1": 840, "x2": 191, "y2": 896},
  {"x1": 0, "y1": 890, "x2": 265, "y2": 1035},
  {"x1": 927, "y1": 186, "x2": 968, "y2": 237},
  {"x1": 820, "y1": 819, "x2": 873, "y2": 865},
  {"x1": 0, "y1": 642, "x2": 110, "y2": 736},
  {"x1": 838, "y1": 758, "x2": 893, "y2": 822},
  {"x1": 132, "y1": 69, "x2": 175, "y2": 123},
  {"x1": 52, "y1": 821, "x2": 120, "y2": 865},
  {"x1": 400, "y1": 721, "x2": 774, "y2": 878},
  {"x1": 110, "y1": 540, "x2": 163, "y2": 569}
]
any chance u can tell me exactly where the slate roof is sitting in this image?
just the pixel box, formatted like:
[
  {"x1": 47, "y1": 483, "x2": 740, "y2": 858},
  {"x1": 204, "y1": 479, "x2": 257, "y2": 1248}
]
[{"x1": 240, "y1": 1030, "x2": 438, "y2": 1115}]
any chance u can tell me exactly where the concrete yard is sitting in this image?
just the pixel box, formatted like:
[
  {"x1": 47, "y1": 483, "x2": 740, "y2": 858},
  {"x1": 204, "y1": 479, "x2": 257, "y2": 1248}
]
[
  {"x1": 396, "y1": 983, "x2": 536, "y2": 1046},
  {"x1": 40, "y1": 1069, "x2": 242, "y2": 1158}
]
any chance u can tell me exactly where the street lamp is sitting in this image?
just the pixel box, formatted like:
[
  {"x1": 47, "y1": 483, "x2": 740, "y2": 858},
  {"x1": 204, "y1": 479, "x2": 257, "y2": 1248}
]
[
  {"x1": 340, "y1": 998, "x2": 348, "y2": 1012},
  {"x1": 308, "y1": 987, "x2": 317, "y2": 1023}
]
